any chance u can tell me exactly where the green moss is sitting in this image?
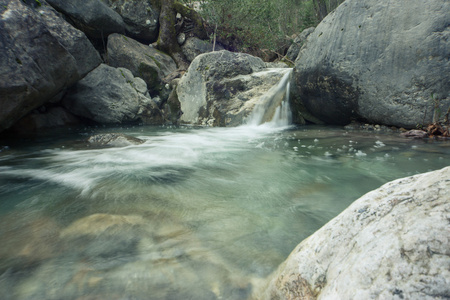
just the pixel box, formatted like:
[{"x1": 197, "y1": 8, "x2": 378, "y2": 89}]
[
  {"x1": 138, "y1": 63, "x2": 160, "y2": 88},
  {"x1": 144, "y1": 54, "x2": 162, "y2": 69}
]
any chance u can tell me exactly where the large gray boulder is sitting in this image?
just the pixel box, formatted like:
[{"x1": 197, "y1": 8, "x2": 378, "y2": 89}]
[
  {"x1": 63, "y1": 64, "x2": 163, "y2": 124},
  {"x1": 87, "y1": 133, "x2": 145, "y2": 148},
  {"x1": 285, "y1": 27, "x2": 314, "y2": 62},
  {"x1": 177, "y1": 50, "x2": 290, "y2": 126},
  {"x1": 0, "y1": 0, "x2": 101, "y2": 132},
  {"x1": 102, "y1": 0, "x2": 159, "y2": 42},
  {"x1": 292, "y1": 0, "x2": 450, "y2": 128},
  {"x1": 10, "y1": 107, "x2": 80, "y2": 134},
  {"x1": 259, "y1": 166, "x2": 450, "y2": 299},
  {"x1": 107, "y1": 33, "x2": 177, "y2": 99},
  {"x1": 46, "y1": 0, "x2": 125, "y2": 38},
  {"x1": 181, "y1": 37, "x2": 224, "y2": 63},
  {"x1": 38, "y1": 5, "x2": 103, "y2": 78}
]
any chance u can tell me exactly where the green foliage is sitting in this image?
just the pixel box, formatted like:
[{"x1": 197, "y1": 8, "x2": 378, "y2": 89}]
[{"x1": 180, "y1": 0, "x2": 343, "y2": 56}]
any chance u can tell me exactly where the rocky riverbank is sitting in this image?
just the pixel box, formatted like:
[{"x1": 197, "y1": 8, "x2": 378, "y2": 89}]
[{"x1": 257, "y1": 166, "x2": 450, "y2": 299}]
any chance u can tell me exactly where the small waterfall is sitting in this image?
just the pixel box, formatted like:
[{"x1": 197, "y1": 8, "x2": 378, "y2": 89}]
[{"x1": 246, "y1": 69, "x2": 293, "y2": 127}]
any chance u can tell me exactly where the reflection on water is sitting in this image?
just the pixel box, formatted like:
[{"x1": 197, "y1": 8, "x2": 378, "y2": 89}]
[{"x1": 0, "y1": 124, "x2": 448, "y2": 299}]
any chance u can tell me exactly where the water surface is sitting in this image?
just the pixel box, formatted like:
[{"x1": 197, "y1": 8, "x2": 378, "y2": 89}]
[{"x1": 0, "y1": 124, "x2": 448, "y2": 299}]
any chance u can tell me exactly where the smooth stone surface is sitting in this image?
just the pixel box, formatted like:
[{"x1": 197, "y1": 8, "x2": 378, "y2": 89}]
[
  {"x1": 260, "y1": 166, "x2": 450, "y2": 299},
  {"x1": 292, "y1": 0, "x2": 450, "y2": 128}
]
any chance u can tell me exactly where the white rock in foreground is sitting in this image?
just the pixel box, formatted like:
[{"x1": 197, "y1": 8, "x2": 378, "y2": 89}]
[{"x1": 259, "y1": 166, "x2": 450, "y2": 299}]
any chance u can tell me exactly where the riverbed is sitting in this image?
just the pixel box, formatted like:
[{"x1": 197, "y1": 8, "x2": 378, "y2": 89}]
[{"x1": 0, "y1": 124, "x2": 448, "y2": 299}]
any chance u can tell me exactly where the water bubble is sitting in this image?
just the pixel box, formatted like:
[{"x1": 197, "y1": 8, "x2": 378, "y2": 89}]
[
  {"x1": 355, "y1": 150, "x2": 367, "y2": 157},
  {"x1": 374, "y1": 140, "x2": 385, "y2": 148},
  {"x1": 293, "y1": 147, "x2": 298, "y2": 151},
  {"x1": 314, "y1": 139, "x2": 319, "y2": 143}
]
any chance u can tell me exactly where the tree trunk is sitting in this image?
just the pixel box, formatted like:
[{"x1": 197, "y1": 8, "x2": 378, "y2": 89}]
[
  {"x1": 157, "y1": 0, "x2": 189, "y2": 70},
  {"x1": 173, "y1": 2, "x2": 207, "y2": 40}
]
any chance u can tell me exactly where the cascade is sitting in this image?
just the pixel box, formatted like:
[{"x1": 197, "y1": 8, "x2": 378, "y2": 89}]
[{"x1": 246, "y1": 68, "x2": 293, "y2": 127}]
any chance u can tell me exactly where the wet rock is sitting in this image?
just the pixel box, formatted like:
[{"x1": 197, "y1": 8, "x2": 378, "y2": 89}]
[
  {"x1": 46, "y1": 0, "x2": 125, "y2": 39},
  {"x1": 260, "y1": 167, "x2": 450, "y2": 299},
  {"x1": 87, "y1": 133, "x2": 145, "y2": 148},
  {"x1": 0, "y1": 214, "x2": 61, "y2": 271},
  {"x1": 60, "y1": 214, "x2": 146, "y2": 238},
  {"x1": 401, "y1": 129, "x2": 428, "y2": 139},
  {"x1": 181, "y1": 37, "x2": 224, "y2": 62},
  {"x1": 107, "y1": 33, "x2": 177, "y2": 100},
  {"x1": 0, "y1": 0, "x2": 101, "y2": 132},
  {"x1": 177, "y1": 50, "x2": 288, "y2": 126},
  {"x1": 292, "y1": 0, "x2": 450, "y2": 128},
  {"x1": 102, "y1": 0, "x2": 159, "y2": 42},
  {"x1": 63, "y1": 64, "x2": 163, "y2": 125},
  {"x1": 11, "y1": 107, "x2": 80, "y2": 133},
  {"x1": 265, "y1": 62, "x2": 290, "y2": 68}
]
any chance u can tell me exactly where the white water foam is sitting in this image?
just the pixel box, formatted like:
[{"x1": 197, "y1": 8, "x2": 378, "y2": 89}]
[{"x1": 245, "y1": 68, "x2": 293, "y2": 128}]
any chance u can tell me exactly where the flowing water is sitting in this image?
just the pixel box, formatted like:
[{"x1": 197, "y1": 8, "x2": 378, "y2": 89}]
[{"x1": 0, "y1": 73, "x2": 449, "y2": 299}]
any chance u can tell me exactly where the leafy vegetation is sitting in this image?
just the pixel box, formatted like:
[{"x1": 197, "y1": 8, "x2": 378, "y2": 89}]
[{"x1": 179, "y1": 0, "x2": 344, "y2": 58}]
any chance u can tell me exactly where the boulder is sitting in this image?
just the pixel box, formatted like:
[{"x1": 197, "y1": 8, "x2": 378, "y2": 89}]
[
  {"x1": 285, "y1": 27, "x2": 314, "y2": 62},
  {"x1": 46, "y1": 0, "x2": 125, "y2": 38},
  {"x1": 260, "y1": 166, "x2": 450, "y2": 299},
  {"x1": 11, "y1": 107, "x2": 80, "y2": 133},
  {"x1": 292, "y1": 0, "x2": 450, "y2": 128},
  {"x1": 102, "y1": 0, "x2": 159, "y2": 42},
  {"x1": 401, "y1": 129, "x2": 428, "y2": 139},
  {"x1": 107, "y1": 33, "x2": 177, "y2": 99},
  {"x1": 62, "y1": 64, "x2": 163, "y2": 124},
  {"x1": 181, "y1": 37, "x2": 224, "y2": 62},
  {"x1": 0, "y1": 214, "x2": 61, "y2": 271},
  {"x1": 0, "y1": 0, "x2": 101, "y2": 133},
  {"x1": 177, "y1": 50, "x2": 289, "y2": 126},
  {"x1": 87, "y1": 133, "x2": 145, "y2": 148},
  {"x1": 38, "y1": 5, "x2": 102, "y2": 78}
]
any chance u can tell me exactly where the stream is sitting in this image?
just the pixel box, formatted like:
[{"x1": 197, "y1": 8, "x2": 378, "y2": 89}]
[{"x1": 0, "y1": 122, "x2": 448, "y2": 299}]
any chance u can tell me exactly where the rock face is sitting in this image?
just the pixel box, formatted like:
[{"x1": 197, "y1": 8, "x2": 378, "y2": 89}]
[
  {"x1": 285, "y1": 27, "x2": 314, "y2": 62},
  {"x1": 63, "y1": 64, "x2": 163, "y2": 124},
  {"x1": 38, "y1": 5, "x2": 102, "y2": 78},
  {"x1": 87, "y1": 133, "x2": 145, "y2": 148},
  {"x1": 107, "y1": 33, "x2": 177, "y2": 99},
  {"x1": 177, "y1": 50, "x2": 290, "y2": 126},
  {"x1": 292, "y1": 0, "x2": 450, "y2": 128},
  {"x1": 181, "y1": 37, "x2": 224, "y2": 62},
  {"x1": 102, "y1": 0, "x2": 160, "y2": 42},
  {"x1": 0, "y1": 0, "x2": 101, "y2": 133},
  {"x1": 11, "y1": 107, "x2": 80, "y2": 133},
  {"x1": 260, "y1": 166, "x2": 450, "y2": 299},
  {"x1": 46, "y1": 0, "x2": 125, "y2": 38}
]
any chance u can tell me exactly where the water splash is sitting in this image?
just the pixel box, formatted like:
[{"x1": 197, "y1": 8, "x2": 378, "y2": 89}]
[{"x1": 246, "y1": 68, "x2": 293, "y2": 128}]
